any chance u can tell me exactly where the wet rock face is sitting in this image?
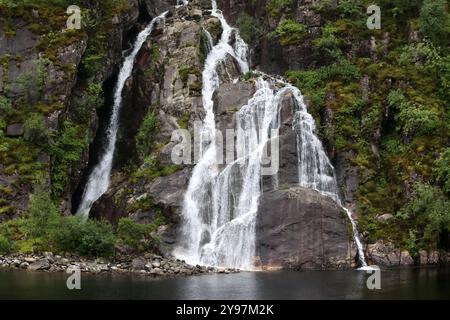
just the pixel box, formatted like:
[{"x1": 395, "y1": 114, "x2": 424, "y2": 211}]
[
  {"x1": 147, "y1": 168, "x2": 191, "y2": 222},
  {"x1": 142, "y1": 0, "x2": 177, "y2": 17},
  {"x1": 256, "y1": 186, "x2": 352, "y2": 269},
  {"x1": 212, "y1": 81, "x2": 256, "y2": 139},
  {"x1": 216, "y1": 0, "x2": 323, "y2": 74},
  {"x1": 0, "y1": 21, "x2": 38, "y2": 96},
  {"x1": 90, "y1": 5, "x2": 212, "y2": 232}
]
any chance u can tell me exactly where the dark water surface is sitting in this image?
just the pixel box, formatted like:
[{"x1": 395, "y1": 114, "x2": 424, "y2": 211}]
[{"x1": 1, "y1": 267, "x2": 449, "y2": 299}]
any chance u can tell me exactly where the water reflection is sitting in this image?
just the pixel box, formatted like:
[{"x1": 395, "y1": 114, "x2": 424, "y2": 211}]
[{"x1": 0, "y1": 267, "x2": 449, "y2": 300}]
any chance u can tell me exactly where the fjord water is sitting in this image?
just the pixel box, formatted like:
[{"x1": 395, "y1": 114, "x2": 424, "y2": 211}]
[
  {"x1": 174, "y1": 0, "x2": 368, "y2": 268},
  {"x1": 1, "y1": 267, "x2": 449, "y2": 299},
  {"x1": 77, "y1": 12, "x2": 167, "y2": 217}
]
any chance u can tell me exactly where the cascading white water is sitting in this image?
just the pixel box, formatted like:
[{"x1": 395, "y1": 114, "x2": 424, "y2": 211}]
[
  {"x1": 77, "y1": 12, "x2": 168, "y2": 217},
  {"x1": 175, "y1": 0, "x2": 369, "y2": 269},
  {"x1": 173, "y1": 0, "x2": 256, "y2": 269},
  {"x1": 287, "y1": 82, "x2": 368, "y2": 268}
]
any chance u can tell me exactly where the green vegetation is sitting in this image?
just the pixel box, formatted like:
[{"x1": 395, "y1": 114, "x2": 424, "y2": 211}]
[
  {"x1": 419, "y1": 0, "x2": 449, "y2": 46},
  {"x1": 397, "y1": 183, "x2": 450, "y2": 253},
  {"x1": 269, "y1": 19, "x2": 307, "y2": 46},
  {"x1": 312, "y1": 23, "x2": 343, "y2": 61},
  {"x1": 117, "y1": 217, "x2": 164, "y2": 251},
  {"x1": 281, "y1": 0, "x2": 450, "y2": 251},
  {"x1": 131, "y1": 156, "x2": 182, "y2": 184},
  {"x1": 0, "y1": 96, "x2": 13, "y2": 116},
  {"x1": 73, "y1": 83, "x2": 104, "y2": 122},
  {"x1": 23, "y1": 113, "x2": 50, "y2": 146},
  {"x1": 0, "y1": 235, "x2": 11, "y2": 255},
  {"x1": 25, "y1": 184, "x2": 60, "y2": 240},
  {"x1": 433, "y1": 149, "x2": 450, "y2": 194},
  {"x1": 387, "y1": 89, "x2": 440, "y2": 138},
  {"x1": 49, "y1": 121, "x2": 87, "y2": 196},
  {"x1": 236, "y1": 13, "x2": 263, "y2": 45},
  {"x1": 0, "y1": 183, "x2": 165, "y2": 257},
  {"x1": 136, "y1": 111, "x2": 158, "y2": 157},
  {"x1": 177, "y1": 112, "x2": 190, "y2": 130},
  {"x1": 266, "y1": 0, "x2": 295, "y2": 18},
  {"x1": 51, "y1": 216, "x2": 116, "y2": 257}
]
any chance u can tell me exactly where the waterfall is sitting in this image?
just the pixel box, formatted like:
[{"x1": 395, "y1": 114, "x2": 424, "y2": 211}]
[
  {"x1": 288, "y1": 82, "x2": 368, "y2": 268},
  {"x1": 77, "y1": 12, "x2": 168, "y2": 217},
  {"x1": 173, "y1": 0, "x2": 255, "y2": 269},
  {"x1": 174, "y1": 0, "x2": 369, "y2": 269}
]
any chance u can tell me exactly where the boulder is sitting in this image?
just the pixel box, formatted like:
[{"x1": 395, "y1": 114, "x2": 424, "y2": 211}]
[
  {"x1": 400, "y1": 251, "x2": 414, "y2": 266},
  {"x1": 6, "y1": 124, "x2": 24, "y2": 137},
  {"x1": 27, "y1": 259, "x2": 50, "y2": 271},
  {"x1": 419, "y1": 250, "x2": 428, "y2": 264},
  {"x1": 131, "y1": 257, "x2": 146, "y2": 271},
  {"x1": 377, "y1": 214, "x2": 394, "y2": 222},
  {"x1": 428, "y1": 251, "x2": 440, "y2": 264},
  {"x1": 148, "y1": 168, "x2": 191, "y2": 218},
  {"x1": 255, "y1": 186, "x2": 352, "y2": 269},
  {"x1": 367, "y1": 241, "x2": 415, "y2": 267}
]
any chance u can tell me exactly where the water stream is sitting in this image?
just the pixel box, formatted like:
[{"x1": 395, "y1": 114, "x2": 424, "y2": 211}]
[
  {"x1": 77, "y1": 12, "x2": 168, "y2": 217},
  {"x1": 174, "y1": 0, "x2": 368, "y2": 269}
]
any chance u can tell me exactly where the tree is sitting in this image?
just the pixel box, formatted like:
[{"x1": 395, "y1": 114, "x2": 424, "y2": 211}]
[
  {"x1": 398, "y1": 183, "x2": 450, "y2": 250},
  {"x1": 25, "y1": 184, "x2": 60, "y2": 240}
]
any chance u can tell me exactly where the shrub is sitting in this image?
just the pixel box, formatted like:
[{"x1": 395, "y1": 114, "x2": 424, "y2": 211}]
[
  {"x1": 0, "y1": 235, "x2": 10, "y2": 255},
  {"x1": 0, "y1": 218, "x2": 25, "y2": 242},
  {"x1": 337, "y1": 0, "x2": 365, "y2": 18},
  {"x1": 0, "y1": 96, "x2": 13, "y2": 116},
  {"x1": 387, "y1": 0, "x2": 423, "y2": 16},
  {"x1": 312, "y1": 23, "x2": 342, "y2": 61},
  {"x1": 397, "y1": 183, "x2": 450, "y2": 250},
  {"x1": 25, "y1": 184, "x2": 61, "y2": 240},
  {"x1": 269, "y1": 19, "x2": 307, "y2": 46},
  {"x1": 266, "y1": 0, "x2": 295, "y2": 18},
  {"x1": 388, "y1": 89, "x2": 440, "y2": 137},
  {"x1": 49, "y1": 121, "x2": 87, "y2": 196},
  {"x1": 23, "y1": 113, "x2": 50, "y2": 146},
  {"x1": 73, "y1": 83, "x2": 103, "y2": 122},
  {"x1": 117, "y1": 218, "x2": 152, "y2": 250},
  {"x1": 420, "y1": 0, "x2": 449, "y2": 46},
  {"x1": 51, "y1": 216, "x2": 115, "y2": 257},
  {"x1": 79, "y1": 54, "x2": 105, "y2": 79},
  {"x1": 136, "y1": 111, "x2": 158, "y2": 157},
  {"x1": 434, "y1": 148, "x2": 450, "y2": 194},
  {"x1": 236, "y1": 13, "x2": 263, "y2": 44}
]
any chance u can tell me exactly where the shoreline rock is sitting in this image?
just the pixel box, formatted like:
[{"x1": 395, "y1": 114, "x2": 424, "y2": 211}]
[
  {"x1": 366, "y1": 241, "x2": 450, "y2": 267},
  {"x1": 0, "y1": 252, "x2": 240, "y2": 277}
]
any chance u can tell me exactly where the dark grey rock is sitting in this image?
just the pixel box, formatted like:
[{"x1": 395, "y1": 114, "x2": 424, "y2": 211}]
[
  {"x1": 256, "y1": 186, "x2": 352, "y2": 269},
  {"x1": 6, "y1": 123, "x2": 24, "y2": 136},
  {"x1": 28, "y1": 259, "x2": 50, "y2": 271},
  {"x1": 131, "y1": 257, "x2": 147, "y2": 271}
]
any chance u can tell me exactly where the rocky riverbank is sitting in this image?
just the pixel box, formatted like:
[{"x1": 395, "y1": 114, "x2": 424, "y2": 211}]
[
  {"x1": 366, "y1": 241, "x2": 450, "y2": 267},
  {"x1": 0, "y1": 252, "x2": 239, "y2": 277}
]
